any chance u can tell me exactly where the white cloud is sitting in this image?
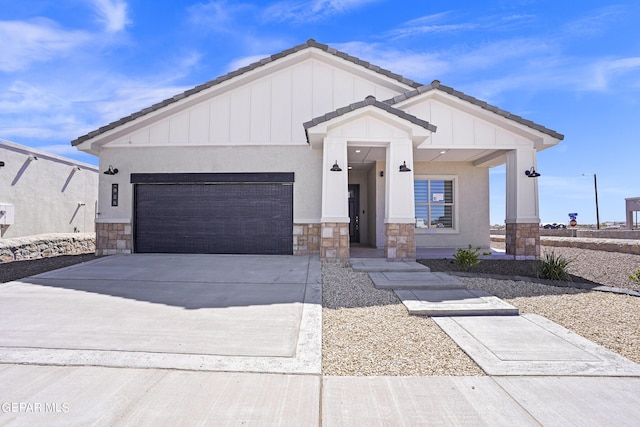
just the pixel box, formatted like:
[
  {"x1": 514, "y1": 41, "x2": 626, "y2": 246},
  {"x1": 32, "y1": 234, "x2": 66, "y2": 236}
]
[
  {"x1": 0, "y1": 18, "x2": 90, "y2": 72},
  {"x1": 91, "y1": 0, "x2": 130, "y2": 33},
  {"x1": 188, "y1": 1, "x2": 254, "y2": 33},
  {"x1": 263, "y1": 0, "x2": 380, "y2": 24},
  {"x1": 386, "y1": 12, "x2": 477, "y2": 40}
]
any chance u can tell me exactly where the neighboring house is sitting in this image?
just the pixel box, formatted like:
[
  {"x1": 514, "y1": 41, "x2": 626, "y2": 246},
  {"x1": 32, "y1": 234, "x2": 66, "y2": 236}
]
[
  {"x1": 0, "y1": 139, "x2": 98, "y2": 239},
  {"x1": 626, "y1": 197, "x2": 640, "y2": 230},
  {"x1": 71, "y1": 40, "x2": 563, "y2": 260}
]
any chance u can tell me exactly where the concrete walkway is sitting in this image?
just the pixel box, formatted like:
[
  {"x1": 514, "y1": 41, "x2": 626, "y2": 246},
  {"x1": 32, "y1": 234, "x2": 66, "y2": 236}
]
[{"x1": 1, "y1": 254, "x2": 640, "y2": 425}]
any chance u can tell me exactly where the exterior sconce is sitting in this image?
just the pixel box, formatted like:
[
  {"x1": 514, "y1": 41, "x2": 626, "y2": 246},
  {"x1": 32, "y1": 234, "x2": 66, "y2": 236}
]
[
  {"x1": 379, "y1": 171, "x2": 384, "y2": 177},
  {"x1": 399, "y1": 161, "x2": 411, "y2": 172},
  {"x1": 330, "y1": 161, "x2": 342, "y2": 172},
  {"x1": 103, "y1": 165, "x2": 119, "y2": 175},
  {"x1": 525, "y1": 167, "x2": 540, "y2": 178}
]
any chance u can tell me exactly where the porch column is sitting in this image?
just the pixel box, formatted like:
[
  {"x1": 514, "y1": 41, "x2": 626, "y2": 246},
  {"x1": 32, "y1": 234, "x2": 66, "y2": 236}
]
[
  {"x1": 384, "y1": 139, "x2": 416, "y2": 261},
  {"x1": 321, "y1": 138, "x2": 349, "y2": 261},
  {"x1": 505, "y1": 147, "x2": 540, "y2": 258}
]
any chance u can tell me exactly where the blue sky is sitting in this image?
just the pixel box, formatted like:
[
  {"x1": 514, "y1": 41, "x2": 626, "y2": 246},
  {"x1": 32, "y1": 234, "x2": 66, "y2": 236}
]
[{"x1": 1, "y1": 0, "x2": 639, "y2": 225}]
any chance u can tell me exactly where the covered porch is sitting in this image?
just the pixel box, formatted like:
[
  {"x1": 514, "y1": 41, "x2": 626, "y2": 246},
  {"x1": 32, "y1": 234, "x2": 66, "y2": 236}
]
[{"x1": 304, "y1": 91, "x2": 560, "y2": 262}]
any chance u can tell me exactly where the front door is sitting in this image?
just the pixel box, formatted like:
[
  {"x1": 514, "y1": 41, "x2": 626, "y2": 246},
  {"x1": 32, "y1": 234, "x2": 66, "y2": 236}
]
[{"x1": 348, "y1": 184, "x2": 360, "y2": 243}]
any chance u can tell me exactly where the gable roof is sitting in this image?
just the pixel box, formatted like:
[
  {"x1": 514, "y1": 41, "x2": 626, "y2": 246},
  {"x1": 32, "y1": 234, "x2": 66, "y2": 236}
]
[
  {"x1": 71, "y1": 39, "x2": 423, "y2": 147},
  {"x1": 304, "y1": 95, "x2": 437, "y2": 135},
  {"x1": 71, "y1": 40, "x2": 563, "y2": 147},
  {"x1": 385, "y1": 80, "x2": 564, "y2": 140}
]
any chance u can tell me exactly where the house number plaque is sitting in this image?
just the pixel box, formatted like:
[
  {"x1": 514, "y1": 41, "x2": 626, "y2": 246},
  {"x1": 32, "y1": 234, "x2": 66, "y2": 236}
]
[{"x1": 111, "y1": 184, "x2": 119, "y2": 207}]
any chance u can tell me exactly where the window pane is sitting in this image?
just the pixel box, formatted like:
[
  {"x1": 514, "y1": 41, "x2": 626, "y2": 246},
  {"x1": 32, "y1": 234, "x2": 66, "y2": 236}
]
[
  {"x1": 430, "y1": 205, "x2": 453, "y2": 228},
  {"x1": 415, "y1": 205, "x2": 429, "y2": 228},
  {"x1": 414, "y1": 180, "x2": 428, "y2": 204},
  {"x1": 429, "y1": 180, "x2": 453, "y2": 204}
]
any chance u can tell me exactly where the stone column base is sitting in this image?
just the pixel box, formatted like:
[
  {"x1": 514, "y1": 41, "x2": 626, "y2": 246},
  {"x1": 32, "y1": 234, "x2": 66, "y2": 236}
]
[
  {"x1": 385, "y1": 223, "x2": 416, "y2": 261},
  {"x1": 321, "y1": 222, "x2": 349, "y2": 261},
  {"x1": 293, "y1": 223, "x2": 320, "y2": 255},
  {"x1": 505, "y1": 222, "x2": 540, "y2": 258},
  {"x1": 96, "y1": 222, "x2": 132, "y2": 256}
]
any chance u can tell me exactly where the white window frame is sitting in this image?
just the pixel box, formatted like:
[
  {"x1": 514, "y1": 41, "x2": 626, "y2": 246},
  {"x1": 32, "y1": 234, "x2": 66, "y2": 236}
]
[{"x1": 414, "y1": 175, "x2": 459, "y2": 234}]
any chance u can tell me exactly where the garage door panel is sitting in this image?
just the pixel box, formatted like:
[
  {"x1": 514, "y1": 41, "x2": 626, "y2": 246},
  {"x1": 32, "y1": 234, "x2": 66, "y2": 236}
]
[{"x1": 134, "y1": 182, "x2": 293, "y2": 254}]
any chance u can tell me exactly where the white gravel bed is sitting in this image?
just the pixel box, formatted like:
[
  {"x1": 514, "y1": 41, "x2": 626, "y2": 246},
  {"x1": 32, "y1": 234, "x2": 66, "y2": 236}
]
[
  {"x1": 322, "y1": 263, "x2": 485, "y2": 376},
  {"x1": 491, "y1": 243, "x2": 640, "y2": 291},
  {"x1": 461, "y1": 277, "x2": 640, "y2": 365}
]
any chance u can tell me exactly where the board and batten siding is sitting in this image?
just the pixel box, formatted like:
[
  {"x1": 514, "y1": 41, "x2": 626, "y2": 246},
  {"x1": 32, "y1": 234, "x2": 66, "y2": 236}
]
[{"x1": 107, "y1": 58, "x2": 401, "y2": 148}]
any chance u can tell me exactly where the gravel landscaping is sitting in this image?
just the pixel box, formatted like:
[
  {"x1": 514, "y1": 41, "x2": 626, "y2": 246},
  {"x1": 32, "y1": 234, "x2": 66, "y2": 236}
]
[
  {"x1": 0, "y1": 254, "x2": 96, "y2": 283},
  {"x1": 322, "y1": 263, "x2": 484, "y2": 376},
  {"x1": 323, "y1": 245, "x2": 640, "y2": 376}
]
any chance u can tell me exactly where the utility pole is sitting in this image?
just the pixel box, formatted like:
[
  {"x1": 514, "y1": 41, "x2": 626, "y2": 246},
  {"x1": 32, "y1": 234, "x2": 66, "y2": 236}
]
[{"x1": 583, "y1": 173, "x2": 600, "y2": 229}]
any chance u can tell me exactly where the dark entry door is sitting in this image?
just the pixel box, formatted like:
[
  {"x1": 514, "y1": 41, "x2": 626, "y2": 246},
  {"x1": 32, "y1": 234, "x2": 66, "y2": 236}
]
[{"x1": 348, "y1": 184, "x2": 360, "y2": 243}]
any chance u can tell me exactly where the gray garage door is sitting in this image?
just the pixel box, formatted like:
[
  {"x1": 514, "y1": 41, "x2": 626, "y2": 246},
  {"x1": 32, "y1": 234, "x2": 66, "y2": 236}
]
[{"x1": 132, "y1": 173, "x2": 293, "y2": 255}]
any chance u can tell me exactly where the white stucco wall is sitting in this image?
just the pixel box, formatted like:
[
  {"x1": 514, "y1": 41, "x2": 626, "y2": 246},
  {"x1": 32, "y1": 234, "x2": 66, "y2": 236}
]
[
  {"x1": 0, "y1": 141, "x2": 98, "y2": 239},
  {"x1": 97, "y1": 145, "x2": 323, "y2": 225},
  {"x1": 412, "y1": 161, "x2": 490, "y2": 249}
]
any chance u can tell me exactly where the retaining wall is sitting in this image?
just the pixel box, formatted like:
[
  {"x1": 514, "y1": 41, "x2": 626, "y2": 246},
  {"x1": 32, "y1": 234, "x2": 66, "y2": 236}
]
[
  {"x1": 0, "y1": 233, "x2": 95, "y2": 263},
  {"x1": 491, "y1": 229, "x2": 640, "y2": 239},
  {"x1": 490, "y1": 235, "x2": 640, "y2": 255}
]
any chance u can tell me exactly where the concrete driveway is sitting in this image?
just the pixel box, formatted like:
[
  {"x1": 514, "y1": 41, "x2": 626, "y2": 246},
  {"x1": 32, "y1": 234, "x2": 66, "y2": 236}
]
[{"x1": 0, "y1": 254, "x2": 321, "y2": 374}]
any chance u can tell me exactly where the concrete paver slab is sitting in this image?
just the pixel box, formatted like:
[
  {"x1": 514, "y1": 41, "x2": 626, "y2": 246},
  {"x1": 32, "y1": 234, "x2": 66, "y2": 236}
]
[
  {"x1": 322, "y1": 376, "x2": 538, "y2": 426},
  {"x1": 0, "y1": 254, "x2": 322, "y2": 374},
  {"x1": 369, "y1": 271, "x2": 465, "y2": 289},
  {"x1": 435, "y1": 314, "x2": 640, "y2": 376},
  {"x1": 0, "y1": 365, "x2": 320, "y2": 426},
  {"x1": 494, "y1": 376, "x2": 640, "y2": 427},
  {"x1": 350, "y1": 258, "x2": 430, "y2": 272},
  {"x1": 395, "y1": 288, "x2": 519, "y2": 316}
]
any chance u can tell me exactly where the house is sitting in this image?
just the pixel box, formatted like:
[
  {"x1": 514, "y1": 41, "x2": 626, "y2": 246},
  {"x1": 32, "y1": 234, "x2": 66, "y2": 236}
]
[
  {"x1": 71, "y1": 40, "x2": 563, "y2": 260},
  {"x1": 0, "y1": 139, "x2": 98, "y2": 238}
]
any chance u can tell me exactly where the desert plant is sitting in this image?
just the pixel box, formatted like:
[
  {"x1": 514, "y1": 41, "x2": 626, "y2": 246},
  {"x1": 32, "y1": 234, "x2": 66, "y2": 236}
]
[
  {"x1": 453, "y1": 245, "x2": 481, "y2": 270},
  {"x1": 537, "y1": 251, "x2": 572, "y2": 281},
  {"x1": 629, "y1": 269, "x2": 640, "y2": 283}
]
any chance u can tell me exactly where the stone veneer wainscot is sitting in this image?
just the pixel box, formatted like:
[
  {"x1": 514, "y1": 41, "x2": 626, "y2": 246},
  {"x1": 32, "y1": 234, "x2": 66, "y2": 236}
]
[
  {"x1": 385, "y1": 223, "x2": 416, "y2": 261},
  {"x1": 96, "y1": 222, "x2": 132, "y2": 256},
  {"x1": 505, "y1": 222, "x2": 540, "y2": 258},
  {"x1": 320, "y1": 222, "x2": 349, "y2": 261},
  {"x1": 293, "y1": 223, "x2": 320, "y2": 255}
]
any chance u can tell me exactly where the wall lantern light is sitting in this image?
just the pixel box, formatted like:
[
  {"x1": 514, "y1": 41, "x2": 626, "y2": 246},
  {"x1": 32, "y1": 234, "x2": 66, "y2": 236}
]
[
  {"x1": 330, "y1": 161, "x2": 342, "y2": 172},
  {"x1": 103, "y1": 165, "x2": 119, "y2": 175},
  {"x1": 524, "y1": 167, "x2": 540, "y2": 178},
  {"x1": 399, "y1": 161, "x2": 411, "y2": 172},
  {"x1": 379, "y1": 171, "x2": 384, "y2": 177}
]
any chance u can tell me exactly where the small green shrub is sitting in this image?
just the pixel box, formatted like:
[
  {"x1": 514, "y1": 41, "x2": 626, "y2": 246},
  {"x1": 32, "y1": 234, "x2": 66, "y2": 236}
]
[
  {"x1": 537, "y1": 251, "x2": 572, "y2": 281},
  {"x1": 453, "y1": 245, "x2": 481, "y2": 270},
  {"x1": 628, "y1": 269, "x2": 640, "y2": 283}
]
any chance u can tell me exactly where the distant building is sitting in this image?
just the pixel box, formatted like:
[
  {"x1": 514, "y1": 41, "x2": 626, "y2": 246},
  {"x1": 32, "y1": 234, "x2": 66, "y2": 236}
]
[
  {"x1": 626, "y1": 197, "x2": 640, "y2": 230},
  {"x1": 0, "y1": 139, "x2": 98, "y2": 239}
]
